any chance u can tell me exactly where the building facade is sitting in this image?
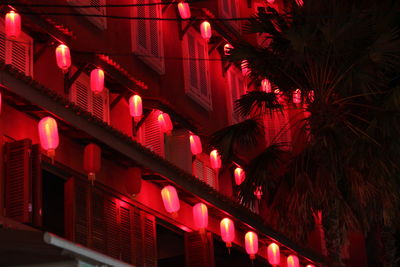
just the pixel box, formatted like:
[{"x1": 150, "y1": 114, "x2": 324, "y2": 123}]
[{"x1": 0, "y1": 0, "x2": 327, "y2": 266}]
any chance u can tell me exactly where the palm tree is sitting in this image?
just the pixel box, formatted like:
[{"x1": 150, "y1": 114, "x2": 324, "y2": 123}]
[{"x1": 211, "y1": 0, "x2": 400, "y2": 266}]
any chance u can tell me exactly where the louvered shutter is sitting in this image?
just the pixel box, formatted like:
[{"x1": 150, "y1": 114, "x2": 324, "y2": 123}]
[
  {"x1": 65, "y1": 177, "x2": 90, "y2": 246},
  {"x1": 221, "y1": 0, "x2": 231, "y2": 17},
  {"x1": 0, "y1": 30, "x2": 5, "y2": 62},
  {"x1": 8, "y1": 32, "x2": 33, "y2": 76},
  {"x1": 120, "y1": 202, "x2": 135, "y2": 263},
  {"x1": 91, "y1": 188, "x2": 106, "y2": 253},
  {"x1": 92, "y1": 90, "x2": 109, "y2": 123},
  {"x1": 136, "y1": 0, "x2": 147, "y2": 51},
  {"x1": 133, "y1": 209, "x2": 144, "y2": 266},
  {"x1": 165, "y1": 129, "x2": 192, "y2": 172},
  {"x1": 31, "y1": 144, "x2": 43, "y2": 227},
  {"x1": 193, "y1": 158, "x2": 204, "y2": 181},
  {"x1": 205, "y1": 165, "x2": 218, "y2": 190},
  {"x1": 193, "y1": 154, "x2": 218, "y2": 189},
  {"x1": 139, "y1": 111, "x2": 164, "y2": 157},
  {"x1": 197, "y1": 42, "x2": 209, "y2": 100},
  {"x1": 188, "y1": 33, "x2": 198, "y2": 89},
  {"x1": 4, "y1": 139, "x2": 32, "y2": 223},
  {"x1": 71, "y1": 80, "x2": 90, "y2": 111},
  {"x1": 142, "y1": 212, "x2": 157, "y2": 267},
  {"x1": 185, "y1": 231, "x2": 215, "y2": 267},
  {"x1": 104, "y1": 196, "x2": 120, "y2": 259}
]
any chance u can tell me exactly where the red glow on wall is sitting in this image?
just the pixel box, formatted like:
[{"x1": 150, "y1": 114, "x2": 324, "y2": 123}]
[
  {"x1": 245, "y1": 231, "x2": 258, "y2": 259},
  {"x1": 125, "y1": 167, "x2": 142, "y2": 196},
  {"x1": 220, "y1": 218, "x2": 235, "y2": 248},
  {"x1": 55, "y1": 44, "x2": 71, "y2": 71},
  {"x1": 83, "y1": 143, "x2": 101, "y2": 183},
  {"x1": 38, "y1": 116, "x2": 59, "y2": 160},
  {"x1": 210, "y1": 149, "x2": 221, "y2": 169},
  {"x1": 267, "y1": 243, "x2": 280, "y2": 266},
  {"x1": 261, "y1": 79, "x2": 272, "y2": 93},
  {"x1": 158, "y1": 112, "x2": 173, "y2": 134},
  {"x1": 234, "y1": 167, "x2": 245, "y2": 185},
  {"x1": 90, "y1": 68, "x2": 104, "y2": 94},
  {"x1": 189, "y1": 134, "x2": 202, "y2": 155},
  {"x1": 293, "y1": 89, "x2": 302, "y2": 104},
  {"x1": 193, "y1": 203, "x2": 208, "y2": 231},
  {"x1": 5, "y1": 11, "x2": 21, "y2": 40},
  {"x1": 161, "y1": 185, "x2": 180, "y2": 213},
  {"x1": 178, "y1": 2, "x2": 191, "y2": 19},
  {"x1": 200, "y1": 21, "x2": 212, "y2": 41},
  {"x1": 129, "y1": 95, "x2": 143, "y2": 122},
  {"x1": 287, "y1": 255, "x2": 300, "y2": 267},
  {"x1": 224, "y1": 43, "x2": 233, "y2": 55}
]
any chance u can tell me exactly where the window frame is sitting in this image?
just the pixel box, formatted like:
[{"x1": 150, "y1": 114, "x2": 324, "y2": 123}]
[
  {"x1": 218, "y1": 0, "x2": 241, "y2": 33},
  {"x1": 227, "y1": 66, "x2": 246, "y2": 124}
]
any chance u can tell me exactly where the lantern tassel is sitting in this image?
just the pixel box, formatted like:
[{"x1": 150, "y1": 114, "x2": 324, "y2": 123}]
[
  {"x1": 88, "y1": 172, "x2": 96, "y2": 185},
  {"x1": 171, "y1": 211, "x2": 178, "y2": 218},
  {"x1": 47, "y1": 149, "x2": 56, "y2": 164},
  {"x1": 199, "y1": 228, "x2": 206, "y2": 235}
]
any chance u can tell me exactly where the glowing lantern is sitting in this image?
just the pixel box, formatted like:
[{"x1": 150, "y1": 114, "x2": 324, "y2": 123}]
[
  {"x1": 234, "y1": 167, "x2": 245, "y2": 185},
  {"x1": 261, "y1": 79, "x2": 272, "y2": 93},
  {"x1": 189, "y1": 134, "x2": 202, "y2": 155},
  {"x1": 178, "y1": 2, "x2": 191, "y2": 19},
  {"x1": 161, "y1": 185, "x2": 180, "y2": 214},
  {"x1": 55, "y1": 44, "x2": 71, "y2": 71},
  {"x1": 210, "y1": 149, "x2": 221, "y2": 169},
  {"x1": 287, "y1": 255, "x2": 300, "y2": 267},
  {"x1": 220, "y1": 218, "x2": 235, "y2": 248},
  {"x1": 200, "y1": 21, "x2": 212, "y2": 41},
  {"x1": 193, "y1": 203, "x2": 208, "y2": 232},
  {"x1": 90, "y1": 68, "x2": 104, "y2": 94},
  {"x1": 254, "y1": 186, "x2": 263, "y2": 200},
  {"x1": 224, "y1": 43, "x2": 233, "y2": 55},
  {"x1": 129, "y1": 95, "x2": 143, "y2": 122},
  {"x1": 5, "y1": 11, "x2": 21, "y2": 40},
  {"x1": 83, "y1": 143, "x2": 101, "y2": 183},
  {"x1": 267, "y1": 0, "x2": 275, "y2": 3},
  {"x1": 245, "y1": 231, "x2": 258, "y2": 260},
  {"x1": 267, "y1": 243, "x2": 280, "y2": 266},
  {"x1": 293, "y1": 89, "x2": 302, "y2": 104},
  {"x1": 241, "y1": 60, "x2": 250, "y2": 76},
  {"x1": 38, "y1": 117, "x2": 59, "y2": 161},
  {"x1": 306, "y1": 265, "x2": 316, "y2": 267},
  {"x1": 296, "y1": 0, "x2": 304, "y2": 6},
  {"x1": 125, "y1": 167, "x2": 142, "y2": 197},
  {"x1": 158, "y1": 112, "x2": 173, "y2": 134}
]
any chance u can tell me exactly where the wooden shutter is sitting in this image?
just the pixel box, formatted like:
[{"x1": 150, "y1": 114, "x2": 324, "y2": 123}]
[
  {"x1": 165, "y1": 129, "x2": 192, "y2": 172},
  {"x1": 104, "y1": 195, "x2": 120, "y2": 259},
  {"x1": 120, "y1": 202, "x2": 135, "y2": 263},
  {"x1": 138, "y1": 111, "x2": 164, "y2": 157},
  {"x1": 65, "y1": 177, "x2": 90, "y2": 246},
  {"x1": 4, "y1": 139, "x2": 32, "y2": 223},
  {"x1": 0, "y1": 30, "x2": 5, "y2": 62},
  {"x1": 142, "y1": 212, "x2": 157, "y2": 267},
  {"x1": 133, "y1": 209, "x2": 144, "y2": 266},
  {"x1": 185, "y1": 231, "x2": 215, "y2": 267},
  {"x1": 92, "y1": 90, "x2": 110, "y2": 123},
  {"x1": 91, "y1": 188, "x2": 106, "y2": 253},
  {"x1": 228, "y1": 68, "x2": 244, "y2": 123},
  {"x1": 31, "y1": 144, "x2": 43, "y2": 227},
  {"x1": 193, "y1": 154, "x2": 218, "y2": 190},
  {"x1": 205, "y1": 165, "x2": 218, "y2": 190},
  {"x1": 188, "y1": 33, "x2": 198, "y2": 89},
  {"x1": 193, "y1": 158, "x2": 204, "y2": 181},
  {"x1": 71, "y1": 80, "x2": 90, "y2": 111}
]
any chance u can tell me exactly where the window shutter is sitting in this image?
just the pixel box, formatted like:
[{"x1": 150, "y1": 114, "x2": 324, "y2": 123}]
[
  {"x1": 193, "y1": 158, "x2": 204, "y2": 181},
  {"x1": 149, "y1": 4, "x2": 159, "y2": 58},
  {"x1": 72, "y1": 80, "x2": 90, "y2": 111},
  {"x1": 4, "y1": 139, "x2": 32, "y2": 223},
  {"x1": 185, "y1": 231, "x2": 215, "y2": 267},
  {"x1": 104, "y1": 196, "x2": 120, "y2": 259},
  {"x1": 142, "y1": 212, "x2": 157, "y2": 267},
  {"x1": 65, "y1": 177, "x2": 90, "y2": 246},
  {"x1": 91, "y1": 188, "x2": 106, "y2": 253},
  {"x1": 0, "y1": 31, "x2": 5, "y2": 61},
  {"x1": 165, "y1": 129, "x2": 192, "y2": 173},
  {"x1": 205, "y1": 166, "x2": 218, "y2": 190},
  {"x1": 120, "y1": 202, "x2": 135, "y2": 263},
  {"x1": 193, "y1": 154, "x2": 218, "y2": 190},
  {"x1": 187, "y1": 33, "x2": 198, "y2": 89},
  {"x1": 197, "y1": 42, "x2": 209, "y2": 99},
  {"x1": 92, "y1": 91, "x2": 109, "y2": 123},
  {"x1": 133, "y1": 209, "x2": 144, "y2": 266},
  {"x1": 139, "y1": 111, "x2": 164, "y2": 157},
  {"x1": 31, "y1": 144, "x2": 43, "y2": 227},
  {"x1": 136, "y1": 0, "x2": 148, "y2": 51}
]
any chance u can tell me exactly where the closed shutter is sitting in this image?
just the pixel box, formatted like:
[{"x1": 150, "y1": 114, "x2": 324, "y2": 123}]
[
  {"x1": 138, "y1": 111, "x2": 164, "y2": 157},
  {"x1": 193, "y1": 154, "x2": 218, "y2": 190},
  {"x1": 142, "y1": 212, "x2": 157, "y2": 267},
  {"x1": 0, "y1": 31, "x2": 5, "y2": 61},
  {"x1": 193, "y1": 158, "x2": 204, "y2": 181},
  {"x1": 165, "y1": 129, "x2": 192, "y2": 173},
  {"x1": 31, "y1": 144, "x2": 43, "y2": 227},
  {"x1": 4, "y1": 139, "x2": 32, "y2": 223},
  {"x1": 104, "y1": 196, "x2": 120, "y2": 259},
  {"x1": 205, "y1": 166, "x2": 218, "y2": 190},
  {"x1": 92, "y1": 91, "x2": 109, "y2": 122},
  {"x1": 137, "y1": 0, "x2": 147, "y2": 50},
  {"x1": 185, "y1": 231, "x2": 215, "y2": 267},
  {"x1": 73, "y1": 80, "x2": 90, "y2": 111},
  {"x1": 228, "y1": 68, "x2": 244, "y2": 123},
  {"x1": 188, "y1": 34, "x2": 198, "y2": 89},
  {"x1": 65, "y1": 177, "x2": 90, "y2": 246},
  {"x1": 67, "y1": 0, "x2": 107, "y2": 30},
  {"x1": 91, "y1": 188, "x2": 106, "y2": 253},
  {"x1": 120, "y1": 202, "x2": 135, "y2": 263},
  {"x1": 133, "y1": 209, "x2": 144, "y2": 266}
]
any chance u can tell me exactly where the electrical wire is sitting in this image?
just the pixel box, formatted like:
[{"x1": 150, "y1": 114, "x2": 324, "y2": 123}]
[{"x1": 3, "y1": 1, "x2": 187, "y2": 8}]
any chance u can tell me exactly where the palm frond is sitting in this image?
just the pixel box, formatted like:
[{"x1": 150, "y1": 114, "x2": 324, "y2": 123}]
[{"x1": 235, "y1": 91, "x2": 282, "y2": 118}]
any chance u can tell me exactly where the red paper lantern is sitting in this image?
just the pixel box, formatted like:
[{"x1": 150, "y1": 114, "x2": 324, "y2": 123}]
[
  {"x1": 158, "y1": 112, "x2": 173, "y2": 134},
  {"x1": 293, "y1": 89, "x2": 302, "y2": 104},
  {"x1": 220, "y1": 218, "x2": 235, "y2": 248},
  {"x1": 224, "y1": 43, "x2": 233, "y2": 55},
  {"x1": 254, "y1": 186, "x2": 263, "y2": 200},
  {"x1": 287, "y1": 255, "x2": 300, "y2": 267},
  {"x1": 84, "y1": 143, "x2": 101, "y2": 183},
  {"x1": 90, "y1": 68, "x2": 104, "y2": 94},
  {"x1": 267, "y1": 243, "x2": 280, "y2": 266},
  {"x1": 267, "y1": 0, "x2": 275, "y2": 3},
  {"x1": 245, "y1": 231, "x2": 258, "y2": 260},
  {"x1": 210, "y1": 149, "x2": 221, "y2": 169},
  {"x1": 161, "y1": 185, "x2": 180, "y2": 213},
  {"x1": 200, "y1": 21, "x2": 212, "y2": 41},
  {"x1": 129, "y1": 94, "x2": 143, "y2": 122},
  {"x1": 38, "y1": 116, "x2": 59, "y2": 161},
  {"x1": 125, "y1": 167, "x2": 142, "y2": 197},
  {"x1": 306, "y1": 265, "x2": 316, "y2": 267},
  {"x1": 55, "y1": 44, "x2": 71, "y2": 71},
  {"x1": 193, "y1": 203, "x2": 208, "y2": 231},
  {"x1": 189, "y1": 134, "x2": 202, "y2": 155},
  {"x1": 296, "y1": 0, "x2": 304, "y2": 6},
  {"x1": 261, "y1": 79, "x2": 272, "y2": 93},
  {"x1": 178, "y1": 2, "x2": 191, "y2": 19},
  {"x1": 241, "y1": 60, "x2": 250, "y2": 76},
  {"x1": 5, "y1": 11, "x2": 21, "y2": 40},
  {"x1": 234, "y1": 167, "x2": 245, "y2": 185}
]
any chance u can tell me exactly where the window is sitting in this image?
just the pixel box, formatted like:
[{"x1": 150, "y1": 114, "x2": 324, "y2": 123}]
[
  {"x1": 165, "y1": 129, "x2": 192, "y2": 173},
  {"x1": 69, "y1": 71, "x2": 110, "y2": 124},
  {"x1": 137, "y1": 110, "x2": 165, "y2": 157},
  {"x1": 131, "y1": 0, "x2": 164, "y2": 74},
  {"x1": 193, "y1": 153, "x2": 218, "y2": 190},
  {"x1": 227, "y1": 66, "x2": 246, "y2": 123},
  {"x1": 263, "y1": 107, "x2": 292, "y2": 150},
  {"x1": 0, "y1": 20, "x2": 33, "y2": 76},
  {"x1": 219, "y1": 0, "x2": 240, "y2": 32},
  {"x1": 67, "y1": 0, "x2": 107, "y2": 30},
  {"x1": 182, "y1": 29, "x2": 212, "y2": 110}
]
